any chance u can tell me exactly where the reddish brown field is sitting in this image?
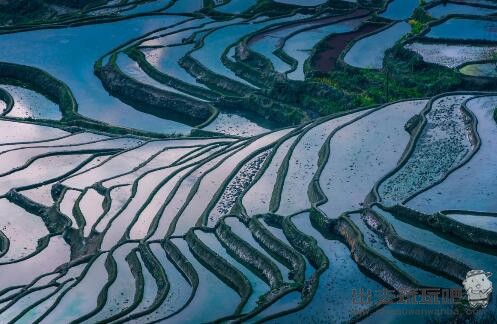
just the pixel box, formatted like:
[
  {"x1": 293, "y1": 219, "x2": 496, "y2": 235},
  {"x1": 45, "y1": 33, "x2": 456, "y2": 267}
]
[
  {"x1": 311, "y1": 22, "x2": 387, "y2": 73},
  {"x1": 248, "y1": 9, "x2": 370, "y2": 45}
]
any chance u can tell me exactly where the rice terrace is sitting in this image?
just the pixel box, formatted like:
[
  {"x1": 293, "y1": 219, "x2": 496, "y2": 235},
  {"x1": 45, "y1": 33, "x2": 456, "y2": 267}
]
[{"x1": 0, "y1": 0, "x2": 496, "y2": 323}]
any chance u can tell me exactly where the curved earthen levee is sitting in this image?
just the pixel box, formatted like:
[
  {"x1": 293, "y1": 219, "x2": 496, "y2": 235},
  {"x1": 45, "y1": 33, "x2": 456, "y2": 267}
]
[
  {"x1": 215, "y1": 218, "x2": 284, "y2": 288},
  {"x1": 248, "y1": 217, "x2": 306, "y2": 283},
  {"x1": 364, "y1": 205, "x2": 471, "y2": 282},
  {"x1": 95, "y1": 57, "x2": 217, "y2": 126},
  {"x1": 185, "y1": 229, "x2": 251, "y2": 314}
]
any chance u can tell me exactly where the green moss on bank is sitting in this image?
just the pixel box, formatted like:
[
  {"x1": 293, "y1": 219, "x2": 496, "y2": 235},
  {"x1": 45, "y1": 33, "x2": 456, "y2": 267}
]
[
  {"x1": 310, "y1": 45, "x2": 497, "y2": 115},
  {"x1": 408, "y1": 7, "x2": 434, "y2": 35}
]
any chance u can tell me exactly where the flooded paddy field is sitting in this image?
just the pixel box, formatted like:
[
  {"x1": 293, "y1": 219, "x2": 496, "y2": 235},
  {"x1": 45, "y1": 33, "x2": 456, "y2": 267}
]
[
  {"x1": 405, "y1": 43, "x2": 497, "y2": 68},
  {"x1": 427, "y1": 2, "x2": 497, "y2": 18},
  {"x1": 0, "y1": 0, "x2": 497, "y2": 323},
  {"x1": 380, "y1": 0, "x2": 419, "y2": 20},
  {"x1": 460, "y1": 62, "x2": 497, "y2": 77},
  {"x1": 426, "y1": 18, "x2": 497, "y2": 42},
  {"x1": 344, "y1": 22, "x2": 411, "y2": 69}
]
